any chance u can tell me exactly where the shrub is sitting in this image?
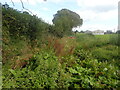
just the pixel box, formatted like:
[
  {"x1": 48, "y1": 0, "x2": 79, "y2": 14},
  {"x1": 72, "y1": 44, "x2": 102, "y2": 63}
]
[
  {"x1": 68, "y1": 58, "x2": 119, "y2": 88},
  {"x1": 3, "y1": 50, "x2": 59, "y2": 88},
  {"x1": 2, "y1": 50, "x2": 72, "y2": 88}
]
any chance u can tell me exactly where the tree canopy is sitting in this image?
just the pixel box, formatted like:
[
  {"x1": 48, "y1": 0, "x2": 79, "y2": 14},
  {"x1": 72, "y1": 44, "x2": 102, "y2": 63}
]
[{"x1": 52, "y1": 9, "x2": 83, "y2": 37}]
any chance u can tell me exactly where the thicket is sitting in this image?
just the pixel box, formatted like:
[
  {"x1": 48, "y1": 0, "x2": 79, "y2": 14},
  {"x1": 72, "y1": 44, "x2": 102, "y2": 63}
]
[{"x1": 2, "y1": 6, "x2": 50, "y2": 43}]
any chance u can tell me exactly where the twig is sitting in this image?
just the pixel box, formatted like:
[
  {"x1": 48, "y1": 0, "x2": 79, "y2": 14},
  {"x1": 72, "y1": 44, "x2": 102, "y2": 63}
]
[
  {"x1": 10, "y1": 0, "x2": 47, "y2": 15},
  {"x1": 20, "y1": 0, "x2": 34, "y2": 15},
  {"x1": 11, "y1": 0, "x2": 15, "y2": 6},
  {"x1": 20, "y1": 0, "x2": 24, "y2": 8}
]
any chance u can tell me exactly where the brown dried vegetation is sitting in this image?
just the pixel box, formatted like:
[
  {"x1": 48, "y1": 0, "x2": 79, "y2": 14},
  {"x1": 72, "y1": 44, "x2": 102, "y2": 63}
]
[
  {"x1": 12, "y1": 54, "x2": 33, "y2": 69},
  {"x1": 46, "y1": 36, "x2": 76, "y2": 57}
]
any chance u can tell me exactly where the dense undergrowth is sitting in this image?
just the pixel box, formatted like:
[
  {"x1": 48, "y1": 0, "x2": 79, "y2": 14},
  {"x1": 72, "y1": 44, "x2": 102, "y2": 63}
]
[
  {"x1": 2, "y1": 5, "x2": 120, "y2": 89},
  {"x1": 2, "y1": 34, "x2": 120, "y2": 88}
]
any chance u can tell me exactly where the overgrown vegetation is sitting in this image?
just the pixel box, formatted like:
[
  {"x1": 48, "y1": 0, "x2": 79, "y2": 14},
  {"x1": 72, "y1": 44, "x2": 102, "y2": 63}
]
[{"x1": 2, "y1": 4, "x2": 120, "y2": 89}]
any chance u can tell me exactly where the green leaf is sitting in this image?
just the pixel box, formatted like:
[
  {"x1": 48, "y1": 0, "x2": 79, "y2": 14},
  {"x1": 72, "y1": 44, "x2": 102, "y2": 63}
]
[
  {"x1": 9, "y1": 69, "x2": 16, "y2": 76},
  {"x1": 69, "y1": 68, "x2": 78, "y2": 73}
]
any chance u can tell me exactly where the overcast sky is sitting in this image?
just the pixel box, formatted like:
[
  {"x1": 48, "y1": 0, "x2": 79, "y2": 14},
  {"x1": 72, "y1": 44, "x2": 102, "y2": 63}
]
[{"x1": 1, "y1": 0, "x2": 119, "y2": 31}]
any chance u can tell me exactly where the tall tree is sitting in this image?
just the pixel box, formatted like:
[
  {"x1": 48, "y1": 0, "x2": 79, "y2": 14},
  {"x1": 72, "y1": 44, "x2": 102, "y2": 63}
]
[{"x1": 52, "y1": 9, "x2": 83, "y2": 37}]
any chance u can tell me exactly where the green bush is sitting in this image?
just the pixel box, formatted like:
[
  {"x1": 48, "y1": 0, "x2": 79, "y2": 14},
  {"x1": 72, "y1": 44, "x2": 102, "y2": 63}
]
[
  {"x1": 2, "y1": 50, "x2": 58, "y2": 88},
  {"x1": 74, "y1": 48, "x2": 92, "y2": 62},
  {"x1": 2, "y1": 50, "x2": 72, "y2": 88},
  {"x1": 68, "y1": 58, "x2": 119, "y2": 88}
]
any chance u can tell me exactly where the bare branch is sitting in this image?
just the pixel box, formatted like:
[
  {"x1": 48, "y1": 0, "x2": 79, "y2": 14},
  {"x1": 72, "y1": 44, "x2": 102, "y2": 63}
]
[
  {"x1": 11, "y1": 0, "x2": 15, "y2": 6},
  {"x1": 19, "y1": 0, "x2": 34, "y2": 15},
  {"x1": 20, "y1": 0, "x2": 24, "y2": 8},
  {"x1": 10, "y1": 0, "x2": 47, "y2": 15}
]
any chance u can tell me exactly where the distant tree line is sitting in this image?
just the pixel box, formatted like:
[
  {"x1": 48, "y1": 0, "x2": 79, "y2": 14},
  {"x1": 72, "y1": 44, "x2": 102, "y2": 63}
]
[{"x1": 76, "y1": 30, "x2": 120, "y2": 34}]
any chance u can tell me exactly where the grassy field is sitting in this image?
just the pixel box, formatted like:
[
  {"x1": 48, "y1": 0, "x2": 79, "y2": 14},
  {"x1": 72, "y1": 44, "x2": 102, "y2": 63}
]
[{"x1": 2, "y1": 33, "x2": 120, "y2": 88}]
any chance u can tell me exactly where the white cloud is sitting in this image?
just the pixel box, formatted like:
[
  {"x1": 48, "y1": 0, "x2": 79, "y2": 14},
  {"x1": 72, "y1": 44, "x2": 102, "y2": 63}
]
[
  {"x1": 75, "y1": 0, "x2": 118, "y2": 31},
  {"x1": 77, "y1": 23, "x2": 117, "y2": 32},
  {"x1": 98, "y1": 9, "x2": 117, "y2": 21},
  {"x1": 49, "y1": 0, "x2": 62, "y2": 3},
  {"x1": 76, "y1": 0, "x2": 118, "y2": 21},
  {"x1": 49, "y1": 0, "x2": 71, "y2": 3},
  {"x1": 28, "y1": 0, "x2": 45, "y2": 5},
  {"x1": 77, "y1": 0, "x2": 119, "y2": 7},
  {"x1": 3, "y1": 0, "x2": 27, "y2": 3},
  {"x1": 77, "y1": 10, "x2": 97, "y2": 22},
  {"x1": 1, "y1": 0, "x2": 71, "y2": 5},
  {"x1": 42, "y1": 7, "x2": 49, "y2": 11},
  {"x1": 1, "y1": 0, "x2": 45, "y2": 5},
  {"x1": 77, "y1": 9, "x2": 117, "y2": 22}
]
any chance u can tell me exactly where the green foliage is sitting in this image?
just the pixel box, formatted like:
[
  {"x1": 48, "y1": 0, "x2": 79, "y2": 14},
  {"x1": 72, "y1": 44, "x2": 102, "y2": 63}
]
[
  {"x1": 75, "y1": 33, "x2": 118, "y2": 49},
  {"x1": 74, "y1": 48, "x2": 92, "y2": 61},
  {"x1": 2, "y1": 33, "x2": 32, "y2": 65},
  {"x1": 68, "y1": 59, "x2": 119, "y2": 88},
  {"x1": 76, "y1": 33, "x2": 98, "y2": 49},
  {"x1": 92, "y1": 45, "x2": 119, "y2": 62},
  {"x1": 2, "y1": 50, "x2": 72, "y2": 88},
  {"x1": 2, "y1": 6, "x2": 49, "y2": 43},
  {"x1": 3, "y1": 33, "x2": 120, "y2": 88},
  {"x1": 2, "y1": 4, "x2": 120, "y2": 89},
  {"x1": 52, "y1": 9, "x2": 83, "y2": 37},
  {"x1": 3, "y1": 50, "x2": 58, "y2": 88},
  {"x1": 109, "y1": 34, "x2": 119, "y2": 46}
]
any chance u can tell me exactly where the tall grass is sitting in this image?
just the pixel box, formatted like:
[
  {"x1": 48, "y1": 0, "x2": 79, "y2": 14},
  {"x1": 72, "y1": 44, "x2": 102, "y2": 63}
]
[
  {"x1": 75, "y1": 33, "x2": 119, "y2": 50},
  {"x1": 95, "y1": 34, "x2": 119, "y2": 45}
]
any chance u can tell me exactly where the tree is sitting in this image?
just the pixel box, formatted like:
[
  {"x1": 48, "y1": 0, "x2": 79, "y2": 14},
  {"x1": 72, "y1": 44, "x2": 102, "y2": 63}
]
[{"x1": 52, "y1": 9, "x2": 83, "y2": 37}]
